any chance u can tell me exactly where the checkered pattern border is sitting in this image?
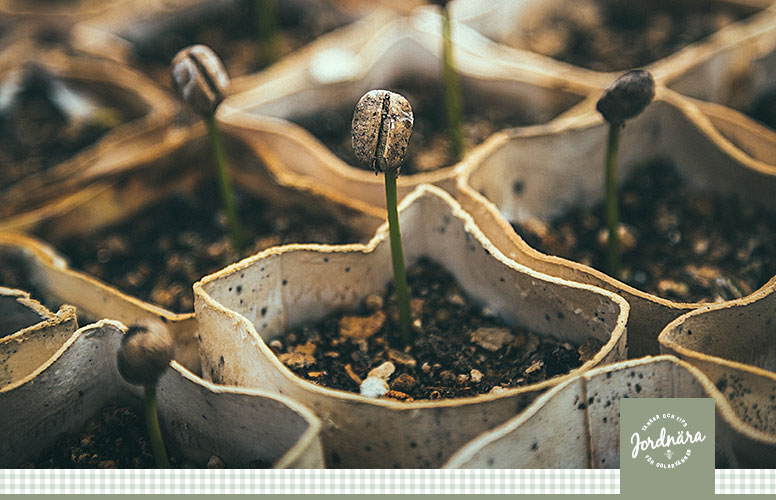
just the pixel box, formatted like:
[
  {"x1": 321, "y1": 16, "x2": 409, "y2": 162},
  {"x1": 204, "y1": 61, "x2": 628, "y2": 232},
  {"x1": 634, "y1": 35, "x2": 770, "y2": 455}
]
[{"x1": 0, "y1": 469, "x2": 773, "y2": 495}]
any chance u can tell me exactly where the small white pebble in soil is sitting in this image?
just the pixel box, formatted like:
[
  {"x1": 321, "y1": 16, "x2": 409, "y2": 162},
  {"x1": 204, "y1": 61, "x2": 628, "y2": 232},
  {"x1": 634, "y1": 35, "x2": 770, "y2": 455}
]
[
  {"x1": 421, "y1": 362, "x2": 431, "y2": 374},
  {"x1": 269, "y1": 339, "x2": 283, "y2": 350},
  {"x1": 457, "y1": 373, "x2": 469, "y2": 384},
  {"x1": 360, "y1": 377, "x2": 390, "y2": 398},
  {"x1": 367, "y1": 361, "x2": 395, "y2": 380},
  {"x1": 470, "y1": 369, "x2": 483, "y2": 383}
]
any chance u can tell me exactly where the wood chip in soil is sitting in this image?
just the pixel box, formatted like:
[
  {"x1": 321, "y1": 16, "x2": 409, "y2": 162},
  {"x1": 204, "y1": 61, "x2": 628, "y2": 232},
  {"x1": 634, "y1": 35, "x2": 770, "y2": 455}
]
[
  {"x1": 511, "y1": 0, "x2": 760, "y2": 72},
  {"x1": 272, "y1": 258, "x2": 601, "y2": 400},
  {"x1": 48, "y1": 180, "x2": 361, "y2": 314},
  {"x1": 513, "y1": 160, "x2": 776, "y2": 303}
]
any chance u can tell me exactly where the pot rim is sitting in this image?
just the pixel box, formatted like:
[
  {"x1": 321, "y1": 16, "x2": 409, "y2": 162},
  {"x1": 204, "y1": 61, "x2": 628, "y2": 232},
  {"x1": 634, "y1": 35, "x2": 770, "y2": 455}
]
[{"x1": 194, "y1": 183, "x2": 630, "y2": 410}]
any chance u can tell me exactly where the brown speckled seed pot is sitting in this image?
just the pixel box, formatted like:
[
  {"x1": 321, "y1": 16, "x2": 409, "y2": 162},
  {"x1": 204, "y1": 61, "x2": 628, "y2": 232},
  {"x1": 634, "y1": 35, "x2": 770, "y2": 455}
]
[
  {"x1": 454, "y1": 87, "x2": 776, "y2": 360},
  {"x1": 194, "y1": 185, "x2": 629, "y2": 468},
  {"x1": 444, "y1": 355, "x2": 775, "y2": 468},
  {"x1": 0, "y1": 307, "x2": 324, "y2": 468},
  {"x1": 660, "y1": 276, "x2": 776, "y2": 457}
]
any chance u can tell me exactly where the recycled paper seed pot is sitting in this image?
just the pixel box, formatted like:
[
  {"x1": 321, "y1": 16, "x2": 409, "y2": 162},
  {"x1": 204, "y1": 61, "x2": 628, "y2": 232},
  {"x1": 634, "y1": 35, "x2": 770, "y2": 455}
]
[
  {"x1": 194, "y1": 185, "x2": 628, "y2": 468},
  {"x1": 0, "y1": 308, "x2": 324, "y2": 468},
  {"x1": 0, "y1": 42, "x2": 175, "y2": 213},
  {"x1": 660, "y1": 276, "x2": 776, "y2": 456},
  {"x1": 454, "y1": 87, "x2": 776, "y2": 359},
  {"x1": 444, "y1": 355, "x2": 775, "y2": 468},
  {"x1": 220, "y1": 10, "x2": 591, "y2": 211}
]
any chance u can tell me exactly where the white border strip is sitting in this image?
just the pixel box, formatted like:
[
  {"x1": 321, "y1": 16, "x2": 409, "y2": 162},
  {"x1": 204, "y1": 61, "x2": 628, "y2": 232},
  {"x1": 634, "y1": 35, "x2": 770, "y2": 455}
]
[{"x1": 0, "y1": 469, "x2": 770, "y2": 495}]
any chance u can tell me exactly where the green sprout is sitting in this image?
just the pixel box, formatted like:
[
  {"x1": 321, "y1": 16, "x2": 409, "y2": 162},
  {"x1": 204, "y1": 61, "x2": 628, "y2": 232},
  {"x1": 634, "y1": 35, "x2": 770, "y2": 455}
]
[
  {"x1": 433, "y1": 0, "x2": 464, "y2": 161},
  {"x1": 595, "y1": 69, "x2": 655, "y2": 277},
  {"x1": 171, "y1": 44, "x2": 244, "y2": 253},
  {"x1": 255, "y1": 0, "x2": 280, "y2": 65},
  {"x1": 352, "y1": 90, "x2": 414, "y2": 347},
  {"x1": 117, "y1": 319, "x2": 174, "y2": 468}
]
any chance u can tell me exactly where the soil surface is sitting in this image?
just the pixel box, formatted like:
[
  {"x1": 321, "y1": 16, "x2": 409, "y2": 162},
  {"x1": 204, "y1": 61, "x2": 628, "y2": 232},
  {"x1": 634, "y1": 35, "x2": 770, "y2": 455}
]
[
  {"x1": 0, "y1": 64, "x2": 130, "y2": 195},
  {"x1": 130, "y1": 0, "x2": 351, "y2": 86},
  {"x1": 293, "y1": 79, "x2": 538, "y2": 175},
  {"x1": 23, "y1": 405, "x2": 159, "y2": 468},
  {"x1": 513, "y1": 160, "x2": 776, "y2": 303},
  {"x1": 512, "y1": 0, "x2": 758, "y2": 72},
  {"x1": 52, "y1": 180, "x2": 361, "y2": 313},
  {"x1": 273, "y1": 258, "x2": 601, "y2": 400},
  {"x1": 22, "y1": 403, "x2": 269, "y2": 468},
  {"x1": 747, "y1": 88, "x2": 776, "y2": 131}
]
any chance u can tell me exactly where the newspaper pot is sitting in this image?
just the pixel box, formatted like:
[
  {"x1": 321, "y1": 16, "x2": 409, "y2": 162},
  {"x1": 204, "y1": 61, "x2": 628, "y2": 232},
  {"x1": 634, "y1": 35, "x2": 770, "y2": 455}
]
[
  {"x1": 194, "y1": 185, "x2": 628, "y2": 468},
  {"x1": 445, "y1": 355, "x2": 775, "y2": 468},
  {"x1": 659, "y1": 276, "x2": 776, "y2": 461},
  {"x1": 454, "y1": 86, "x2": 776, "y2": 359},
  {"x1": 0, "y1": 121, "x2": 383, "y2": 367},
  {"x1": 0, "y1": 312, "x2": 324, "y2": 468},
  {"x1": 219, "y1": 10, "x2": 591, "y2": 213},
  {"x1": 0, "y1": 42, "x2": 175, "y2": 214}
]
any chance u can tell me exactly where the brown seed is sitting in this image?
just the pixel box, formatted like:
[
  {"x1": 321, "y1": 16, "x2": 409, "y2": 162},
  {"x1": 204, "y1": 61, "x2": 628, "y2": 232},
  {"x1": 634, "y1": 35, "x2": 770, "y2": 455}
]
[
  {"x1": 116, "y1": 318, "x2": 173, "y2": 387},
  {"x1": 596, "y1": 69, "x2": 655, "y2": 126},
  {"x1": 171, "y1": 44, "x2": 230, "y2": 116},
  {"x1": 351, "y1": 89, "x2": 413, "y2": 174}
]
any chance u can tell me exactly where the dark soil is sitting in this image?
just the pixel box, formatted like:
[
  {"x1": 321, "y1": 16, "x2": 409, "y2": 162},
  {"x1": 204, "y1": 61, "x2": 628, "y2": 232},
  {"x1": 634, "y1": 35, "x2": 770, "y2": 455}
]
[
  {"x1": 273, "y1": 258, "x2": 599, "y2": 400},
  {"x1": 0, "y1": 64, "x2": 131, "y2": 195},
  {"x1": 747, "y1": 87, "x2": 776, "y2": 131},
  {"x1": 23, "y1": 405, "x2": 159, "y2": 468},
  {"x1": 128, "y1": 0, "x2": 352, "y2": 86},
  {"x1": 292, "y1": 79, "x2": 537, "y2": 175},
  {"x1": 52, "y1": 180, "x2": 361, "y2": 314},
  {"x1": 21, "y1": 403, "x2": 270, "y2": 468},
  {"x1": 514, "y1": 0, "x2": 759, "y2": 72},
  {"x1": 513, "y1": 160, "x2": 776, "y2": 303}
]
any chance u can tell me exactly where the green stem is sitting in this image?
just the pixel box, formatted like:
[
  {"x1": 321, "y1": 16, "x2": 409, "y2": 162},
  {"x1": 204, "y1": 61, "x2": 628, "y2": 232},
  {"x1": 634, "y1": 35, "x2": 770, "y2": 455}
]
[
  {"x1": 440, "y1": 4, "x2": 464, "y2": 161},
  {"x1": 255, "y1": 0, "x2": 280, "y2": 64},
  {"x1": 205, "y1": 115, "x2": 244, "y2": 254},
  {"x1": 145, "y1": 385, "x2": 170, "y2": 468},
  {"x1": 605, "y1": 124, "x2": 621, "y2": 278},
  {"x1": 383, "y1": 163, "x2": 412, "y2": 347}
]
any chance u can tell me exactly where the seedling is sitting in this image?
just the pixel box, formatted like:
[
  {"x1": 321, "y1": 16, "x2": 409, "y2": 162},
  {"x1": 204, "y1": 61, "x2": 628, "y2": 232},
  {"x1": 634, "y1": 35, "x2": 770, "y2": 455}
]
[
  {"x1": 596, "y1": 69, "x2": 654, "y2": 277},
  {"x1": 352, "y1": 90, "x2": 414, "y2": 347},
  {"x1": 117, "y1": 319, "x2": 174, "y2": 468},
  {"x1": 255, "y1": 0, "x2": 280, "y2": 64},
  {"x1": 171, "y1": 45, "x2": 244, "y2": 253},
  {"x1": 432, "y1": 0, "x2": 464, "y2": 161}
]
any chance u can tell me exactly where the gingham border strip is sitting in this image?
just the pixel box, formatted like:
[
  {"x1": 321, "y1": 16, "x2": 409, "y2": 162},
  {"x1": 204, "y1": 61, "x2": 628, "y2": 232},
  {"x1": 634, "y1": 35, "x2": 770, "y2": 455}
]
[{"x1": 0, "y1": 469, "x2": 772, "y2": 495}]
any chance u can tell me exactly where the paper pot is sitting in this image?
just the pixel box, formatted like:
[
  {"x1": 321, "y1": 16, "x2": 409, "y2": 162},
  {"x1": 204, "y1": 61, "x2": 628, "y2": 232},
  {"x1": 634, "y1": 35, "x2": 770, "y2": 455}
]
[
  {"x1": 0, "y1": 41, "x2": 175, "y2": 215},
  {"x1": 453, "y1": 0, "x2": 774, "y2": 84},
  {"x1": 659, "y1": 276, "x2": 776, "y2": 461},
  {"x1": 219, "y1": 9, "x2": 592, "y2": 213},
  {"x1": 0, "y1": 308, "x2": 324, "y2": 468},
  {"x1": 70, "y1": 0, "x2": 379, "y2": 86},
  {"x1": 194, "y1": 184, "x2": 628, "y2": 467},
  {"x1": 444, "y1": 355, "x2": 775, "y2": 468},
  {"x1": 454, "y1": 86, "x2": 776, "y2": 359},
  {"x1": 0, "y1": 118, "x2": 387, "y2": 369}
]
